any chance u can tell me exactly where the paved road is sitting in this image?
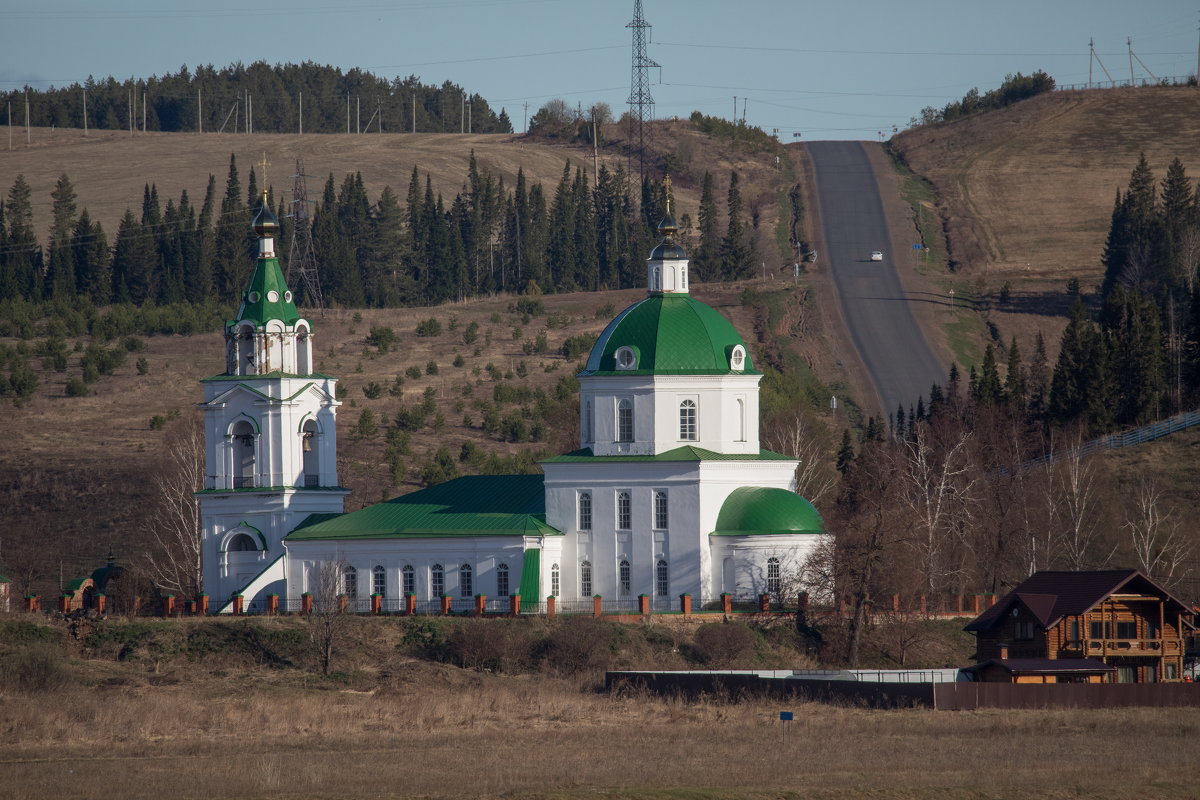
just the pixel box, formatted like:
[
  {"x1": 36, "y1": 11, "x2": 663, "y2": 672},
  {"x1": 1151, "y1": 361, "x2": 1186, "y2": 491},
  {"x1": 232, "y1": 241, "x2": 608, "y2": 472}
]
[{"x1": 806, "y1": 140, "x2": 946, "y2": 419}]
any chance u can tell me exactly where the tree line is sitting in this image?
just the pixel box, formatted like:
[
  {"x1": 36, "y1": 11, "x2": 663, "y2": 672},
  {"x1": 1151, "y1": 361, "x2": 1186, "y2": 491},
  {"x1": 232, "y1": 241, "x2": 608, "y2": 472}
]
[
  {"x1": 3, "y1": 62, "x2": 512, "y2": 135},
  {"x1": 0, "y1": 155, "x2": 779, "y2": 309},
  {"x1": 909, "y1": 71, "x2": 1056, "y2": 128}
]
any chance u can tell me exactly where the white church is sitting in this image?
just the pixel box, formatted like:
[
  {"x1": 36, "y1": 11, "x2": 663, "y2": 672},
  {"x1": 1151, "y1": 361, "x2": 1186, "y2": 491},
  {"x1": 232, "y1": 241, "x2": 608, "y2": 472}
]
[{"x1": 199, "y1": 190, "x2": 827, "y2": 613}]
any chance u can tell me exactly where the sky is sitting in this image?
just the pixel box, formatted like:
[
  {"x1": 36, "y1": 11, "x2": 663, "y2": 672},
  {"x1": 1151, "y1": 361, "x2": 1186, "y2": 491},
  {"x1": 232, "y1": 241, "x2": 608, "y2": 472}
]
[{"x1": 1, "y1": 0, "x2": 1198, "y2": 141}]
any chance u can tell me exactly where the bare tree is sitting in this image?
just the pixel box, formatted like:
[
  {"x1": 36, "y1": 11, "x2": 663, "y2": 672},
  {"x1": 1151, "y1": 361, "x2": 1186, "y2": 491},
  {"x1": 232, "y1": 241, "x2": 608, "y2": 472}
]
[
  {"x1": 1123, "y1": 479, "x2": 1192, "y2": 591},
  {"x1": 311, "y1": 556, "x2": 349, "y2": 675},
  {"x1": 142, "y1": 414, "x2": 204, "y2": 598},
  {"x1": 764, "y1": 411, "x2": 836, "y2": 507},
  {"x1": 1047, "y1": 430, "x2": 1108, "y2": 571},
  {"x1": 899, "y1": 424, "x2": 975, "y2": 595}
]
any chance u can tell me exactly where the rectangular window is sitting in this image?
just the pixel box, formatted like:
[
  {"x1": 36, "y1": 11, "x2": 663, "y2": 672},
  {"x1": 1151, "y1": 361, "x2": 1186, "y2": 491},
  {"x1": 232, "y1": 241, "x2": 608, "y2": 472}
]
[
  {"x1": 1089, "y1": 621, "x2": 1110, "y2": 640},
  {"x1": 460, "y1": 564, "x2": 473, "y2": 598},
  {"x1": 496, "y1": 564, "x2": 509, "y2": 597},
  {"x1": 1167, "y1": 662, "x2": 1179, "y2": 680},
  {"x1": 579, "y1": 492, "x2": 592, "y2": 531},
  {"x1": 654, "y1": 491, "x2": 668, "y2": 530},
  {"x1": 431, "y1": 565, "x2": 445, "y2": 598},
  {"x1": 372, "y1": 567, "x2": 386, "y2": 597},
  {"x1": 1116, "y1": 665, "x2": 1136, "y2": 683},
  {"x1": 1014, "y1": 621, "x2": 1034, "y2": 641},
  {"x1": 619, "y1": 560, "x2": 631, "y2": 597},
  {"x1": 580, "y1": 561, "x2": 593, "y2": 597},
  {"x1": 617, "y1": 399, "x2": 633, "y2": 443},
  {"x1": 655, "y1": 560, "x2": 669, "y2": 596},
  {"x1": 679, "y1": 400, "x2": 697, "y2": 441},
  {"x1": 402, "y1": 566, "x2": 415, "y2": 596},
  {"x1": 1116, "y1": 621, "x2": 1138, "y2": 640},
  {"x1": 1068, "y1": 620, "x2": 1081, "y2": 643}
]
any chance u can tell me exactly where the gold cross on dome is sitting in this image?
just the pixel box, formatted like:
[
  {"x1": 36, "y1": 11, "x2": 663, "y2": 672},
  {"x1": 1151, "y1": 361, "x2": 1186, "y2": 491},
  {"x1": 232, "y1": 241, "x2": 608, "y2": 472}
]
[
  {"x1": 258, "y1": 152, "x2": 271, "y2": 196},
  {"x1": 663, "y1": 174, "x2": 672, "y2": 214}
]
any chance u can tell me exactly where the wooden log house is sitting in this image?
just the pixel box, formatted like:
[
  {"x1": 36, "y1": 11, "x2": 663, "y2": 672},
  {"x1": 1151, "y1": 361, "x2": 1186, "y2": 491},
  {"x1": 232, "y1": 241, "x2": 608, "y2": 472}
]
[{"x1": 964, "y1": 570, "x2": 1195, "y2": 683}]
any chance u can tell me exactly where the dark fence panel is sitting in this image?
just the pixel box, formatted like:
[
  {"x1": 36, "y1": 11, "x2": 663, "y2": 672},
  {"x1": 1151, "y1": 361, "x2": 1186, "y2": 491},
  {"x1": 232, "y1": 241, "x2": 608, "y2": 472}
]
[
  {"x1": 604, "y1": 672, "x2": 935, "y2": 708},
  {"x1": 933, "y1": 682, "x2": 1200, "y2": 710}
]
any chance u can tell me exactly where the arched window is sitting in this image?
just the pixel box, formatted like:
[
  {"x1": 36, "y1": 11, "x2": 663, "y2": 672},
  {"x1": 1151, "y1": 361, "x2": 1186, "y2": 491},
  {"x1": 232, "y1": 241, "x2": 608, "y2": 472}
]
[
  {"x1": 617, "y1": 491, "x2": 631, "y2": 530},
  {"x1": 372, "y1": 565, "x2": 386, "y2": 597},
  {"x1": 767, "y1": 557, "x2": 781, "y2": 595},
  {"x1": 584, "y1": 400, "x2": 593, "y2": 443},
  {"x1": 551, "y1": 564, "x2": 560, "y2": 597},
  {"x1": 402, "y1": 565, "x2": 415, "y2": 596},
  {"x1": 459, "y1": 563, "x2": 473, "y2": 597},
  {"x1": 237, "y1": 325, "x2": 256, "y2": 375},
  {"x1": 580, "y1": 560, "x2": 593, "y2": 597},
  {"x1": 654, "y1": 491, "x2": 669, "y2": 530},
  {"x1": 619, "y1": 560, "x2": 631, "y2": 597},
  {"x1": 302, "y1": 420, "x2": 319, "y2": 487},
  {"x1": 737, "y1": 398, "x2": 746, "y2": 442},
  {"x1": 652, "y1": 266, "x2": 660, "y2": 291},
  {"x1": 616, "y1": 399, "x2": 633, "y2": 442},
  {"x1": 730, "y1": 345, "x2": 746, "y2": 372},
  {"x1": 578, "y1": 492, "x2": 592, "y2": 531},
  {"x1": 431, "y1": 564, "x2": 444, "y2": 598},
  {"x1": 231, "y1": 420, "x2": 256, "y2": 488},
  {"x1": 296, "y1": 326, "x2": 312, "y2": 374},
  {"x1": 655, "y1": 560, "x2": 669, "y2": 596},
  {"x1": 496, "y1": 563, "x2": 510, "y2": 597},
  {"x1": 343, "y1": 566, "x2": 358, "y2": 600},
  {"x1": 679, "y1": 399, "x2": 697, "y2": 441},
  {"x1": 227, "y1": 533, "x2": 257, "y2": 551}
]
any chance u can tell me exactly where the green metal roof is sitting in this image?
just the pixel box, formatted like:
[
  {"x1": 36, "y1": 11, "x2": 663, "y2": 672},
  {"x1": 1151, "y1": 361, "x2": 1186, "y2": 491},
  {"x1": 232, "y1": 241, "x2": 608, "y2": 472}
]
[
  {"x1": 581, "y1": 294, "x2": 757, "y2": 376},
  {"x1": 542, "y1": 446, "x2": 794, "y2": 464},
  {"x1": 230, "y1": 254, "x2": 303, "y2": 328},
  {"x1": 518, "y1": 549, "x2": 541, "y2": 610},
  {"x1": 712, "y1": 486, "x2": 825, "y2": 535},
  {"x1": 286, "y1": 474, "x2": 562, "y2": 541}
]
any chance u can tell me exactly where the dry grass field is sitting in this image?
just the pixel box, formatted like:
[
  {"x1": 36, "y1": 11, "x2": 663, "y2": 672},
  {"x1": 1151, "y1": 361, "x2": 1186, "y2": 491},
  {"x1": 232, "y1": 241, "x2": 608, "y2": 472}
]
[
  {"x1": 3, "y1": 670, "x2": 1198, "y2": 799},
  {"x1": 0, "y1": 615, "x2": 1196, "y2": 800},
  {"x1": 891, "y1": 86, "x2": 1200, "y2": 289}
]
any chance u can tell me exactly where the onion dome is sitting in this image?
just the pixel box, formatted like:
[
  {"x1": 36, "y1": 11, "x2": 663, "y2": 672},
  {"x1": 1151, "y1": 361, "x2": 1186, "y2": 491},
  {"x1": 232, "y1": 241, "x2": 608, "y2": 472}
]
[
  {"x1": 713, "y1": 487, "x2": 825, "y2": 535},
  {"x1": 253, "y1": 198, "x2": 280, "y2": 239},
  {"x1": 582, "y1": 294, "x2": 754, "y2": 375}
]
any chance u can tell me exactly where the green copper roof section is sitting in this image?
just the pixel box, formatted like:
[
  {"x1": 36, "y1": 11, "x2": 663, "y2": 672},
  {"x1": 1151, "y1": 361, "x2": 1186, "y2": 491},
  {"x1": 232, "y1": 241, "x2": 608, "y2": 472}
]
[
  {"x1": 542, "y1": 446, "x2": 793, "y2": 463},
  {"x1": 286, "y1": 474, "x2": 562, "y2": 541},
  {"x1": 712, "y1": 487, "x2": 824, "y2": 535},
  {"x1": 231, "y1": 254, "x2": 303, "y2": 328},
  {"x1": 582, "y1": 294, "x2": 757, "y2": 376}
]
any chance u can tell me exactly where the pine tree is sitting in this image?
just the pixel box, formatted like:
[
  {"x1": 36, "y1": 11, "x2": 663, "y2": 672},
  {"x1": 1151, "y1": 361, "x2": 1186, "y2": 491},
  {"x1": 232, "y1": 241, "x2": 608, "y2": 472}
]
[
  {"x1": 1027, "y1": 331, "x2": 1049, "y2": 421},
  {"x1": 546, "y1": 162, "x2": 576, "y2": 291},
  {"x1": 975, "y1": 343, "x2": 1004, "y2": 406},
  {"x1": 3, "y1": 175, "x2": 43, "y2": 301},
  {"x1": 311, "y1": 175, "x2": 356, "y2": 306},
  {"x1": 214, "y1": 154, "x2": 252, "y2": 300},
  {"x1": 720, "y1": 171, "x2": 753, "y2": 279},
  {"x1": 695, "y1": 171, "x2": 719, "y2": 282},
  {"x1": 367, "y1": 184, "x2": 407, "y2": 306},
  {"x1": 1004, "y1": 336, "x2": 1026, "y2": 412},
  {"x1": 45, "y1": 173, "x2": 78, "y2": 299},
  {"x1": 71, "y1": 211, "x2": 110, "y2": 305},
  {"x1": 187, "y1": 175, "x2": 217, "y2": 303},
  {"x1": 111, "y1": 209, "x2": 156, "y2": 304},
  {"x1": 836, "y1": 428, "x2": 855, "y2": 474}
]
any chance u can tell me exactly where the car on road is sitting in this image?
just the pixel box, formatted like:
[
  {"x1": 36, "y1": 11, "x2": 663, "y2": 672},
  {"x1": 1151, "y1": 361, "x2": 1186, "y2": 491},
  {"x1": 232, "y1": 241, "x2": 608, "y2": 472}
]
[{"x1": 870, "y1": 250, "x2": 883, "y2": 261}]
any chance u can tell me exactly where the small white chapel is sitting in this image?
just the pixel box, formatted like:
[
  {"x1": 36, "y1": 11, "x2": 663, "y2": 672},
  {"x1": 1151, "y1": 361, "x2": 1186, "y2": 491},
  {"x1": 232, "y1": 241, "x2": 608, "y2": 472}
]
[{"x1": 198, "y1": 188, "x2": 828, "y2": 613}]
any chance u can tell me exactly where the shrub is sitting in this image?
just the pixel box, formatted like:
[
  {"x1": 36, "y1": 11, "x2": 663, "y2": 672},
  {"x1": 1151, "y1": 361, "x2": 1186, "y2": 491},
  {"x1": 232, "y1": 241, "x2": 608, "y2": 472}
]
[
  {"x1": 65, "y1": 376, "x2": 89, "y2": 397},
  {"x1": 462, "y1": 321, "x2": 480, "y2": 345},
  {"x1": 366, "y1": 326, "x2": 398, "y2": 353},
  {"x1": 561, "y1": 334, "x2": 597, "y2": 360},
  {"x1": 362, "y1": 381, "x2": 384, "y2": 399},
  {"x1": 514, "y1": 297, "x2": 545, "y2": 317},
  {"x1": 425, "y1": 361, "x2": 439, "y2": 376},
  {"x1": 136, "y1": 356, "x2": 150, "y2": 375},
  {"x1": 692, "y1": 622, "x2": 760, "y2": 667},
  {"x1": 415, "y1": 318, "x2": 442, "y2": 337},
  {"x1": 540, "y1": 618, "x2": 624, "y2": 676},
  {"x1": 4, "y1": 644, "x2": 68, "y2": 692},
  {"x1": 452, "y1": 354, "x2": 465, "y2": 368},
  {"x1": 405, "y1": 365, "x2": 422, "y2": 380}
]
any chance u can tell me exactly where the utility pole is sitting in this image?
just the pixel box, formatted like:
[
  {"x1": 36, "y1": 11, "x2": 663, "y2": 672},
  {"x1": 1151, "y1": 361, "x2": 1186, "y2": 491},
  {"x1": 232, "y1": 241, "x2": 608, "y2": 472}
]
[
  {"x1": 299, "y1": 90, "x2": 303, "y2": 134},
  {"x1": 198, "y1": 87, "x2": 202, "y2": 133},
  {"x1": 523, "y1": 101, "x2": 528, "y2": 134},
  {"x1": 412, "y1": 91, "x2": 416, "y2": 133},
  {"x1": 1089, "y1": 38, "x2": 1094, "y2": 88},
  {"x1": 356, "y1": 95, "x2": 360, "y2": 134},
  {"x1": 128, "y1": 89, "x2": 133, "y2": 136},
  {"x1": 346, "y1": 93, "x2": 350, "y2": 134},
  {"x1": 626, "y1": 0, "x2": 660, "y2": 176},
  {"x1": 82, "y1": 88, "x2": 87, "y2": 136},
  {"x1": 1128, "y1": 37, "x2": 1135, "y2": 85},
  {"x1": 142, "y1": 90, "x2": 146, "y2": 131},
  {"x1": 25, "y1": 91, "x2": 30, "y2": 145}
]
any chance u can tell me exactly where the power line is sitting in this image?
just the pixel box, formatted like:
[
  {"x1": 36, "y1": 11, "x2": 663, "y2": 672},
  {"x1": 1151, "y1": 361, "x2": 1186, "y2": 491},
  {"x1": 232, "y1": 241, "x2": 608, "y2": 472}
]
[{"x1": 626, "y1": 0, "x2": 659, "y2": 177}]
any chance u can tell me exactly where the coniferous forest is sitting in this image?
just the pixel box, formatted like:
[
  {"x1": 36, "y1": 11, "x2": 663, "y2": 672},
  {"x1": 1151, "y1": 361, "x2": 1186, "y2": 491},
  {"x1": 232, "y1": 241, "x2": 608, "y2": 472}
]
[{"x1": 2, "y1": 62, "x2": 513, "y2": 135}]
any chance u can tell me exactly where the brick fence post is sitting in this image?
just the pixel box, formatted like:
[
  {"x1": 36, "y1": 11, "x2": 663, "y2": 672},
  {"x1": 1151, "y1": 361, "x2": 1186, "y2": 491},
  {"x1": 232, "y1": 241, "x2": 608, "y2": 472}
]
[
  {"x1": 440, "y1": 595, "x2": 452, "y2": 615},
  {"x1": 162, "y1": 595, "x2": 176, "y2": 616},
  {"x1": 680, "y1": 594, "x2": 692, "y2": 615},
  {"x1": 197, "y1": 594, "x2": 208, "y2": 615},
  {"x1": 638, "y1": 594, "x2": 650, "y2": 615},
  {"x1": 546, "y1": 596, "x2": 556, "y2": 617},
  {"x1": 300, "y1": 593, "x2": 313, "y2": 616},
  {"x1": 96, "y1": 593, "x2": 107, "y2": 615},
  {"x1": 59, "y1": 594, "x2": 72, "y2": 614},
  {"x1": 266, "y1": 594, "x2": 279, "y2": 615},
  {"x1": 593, "y1": 595, "x2": 603, "y2": 618},
  {"x1": 956, "y1": 594, "x2": 964, "y2": 614},
  {"x1": 509, "y1": 594, "x2": 521, "y2": 617},
  {"x1": 475, "y1": 594, "x2": 486, "y2": 617},
  {"x1": 371, "y1": 593, "x2": 382, "y2": 615},
  {"x1": 919, "y1": 595, "x2": 928, "y2": 614},
  {"x1": 892, "y1": 593, "x2": 901, "y2": 612},
  {"x1": 758, "y1": 594, "x2": 770, "y2": 613},
  {"x1": 405, "y1": 593, "x2": 417, "y2": 615},
  {"x1": 721, "y1": 593, "x2": 732, "y2": 616},
  {"x1": 132, "y1": 596, "x2": 142, "y2": 615},
  {"x1": 232, "y1": 595, "x2": 243, "y2": 615},
  {"x1": 337, "y1": 595, "x2": 348, "y2": 614},
  {"x1": 972, "y1": 595, "x2": 981, "y2": 614}
]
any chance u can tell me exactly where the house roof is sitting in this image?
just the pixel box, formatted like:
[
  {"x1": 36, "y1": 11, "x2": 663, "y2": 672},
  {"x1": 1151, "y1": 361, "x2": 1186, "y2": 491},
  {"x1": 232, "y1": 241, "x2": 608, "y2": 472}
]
[
  {"x1": 285, "y1": 474, "x2": 561, "y2": 541},
  {"x1": 580, "y1": 294, "x2": 757, "y2": 376},
  {"x1": 965, "y1": 570, "x2": 1195, "y2": 632},
  {"x1": 542, "y1": 446, "x2": 794, "y2": 464},
  {"x1": 964, "y1": 658, "x2": 1115, "y2": 675}
]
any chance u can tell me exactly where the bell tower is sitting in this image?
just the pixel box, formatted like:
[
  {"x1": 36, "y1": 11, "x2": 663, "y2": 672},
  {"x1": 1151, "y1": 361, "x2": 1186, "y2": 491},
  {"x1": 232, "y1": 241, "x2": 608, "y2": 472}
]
[{"x1": 198, "y1": 176, "x2": 347, "y2": 607}]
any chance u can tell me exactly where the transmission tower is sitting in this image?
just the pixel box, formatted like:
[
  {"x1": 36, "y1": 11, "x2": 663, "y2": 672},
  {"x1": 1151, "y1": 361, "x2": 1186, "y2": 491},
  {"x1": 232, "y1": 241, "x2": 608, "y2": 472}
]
[
  {"x1": 286, "y1": 157, "x2": 324, "y2": 312},
  {"x1": 627, "y1": 0, "x2": 659, "y2": 176}
]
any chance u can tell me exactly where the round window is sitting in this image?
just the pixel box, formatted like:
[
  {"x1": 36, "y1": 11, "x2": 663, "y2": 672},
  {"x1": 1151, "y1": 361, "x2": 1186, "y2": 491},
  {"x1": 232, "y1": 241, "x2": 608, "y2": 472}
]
[
  {"x1": 731, "y1": 346, "x2": 745, "y2": 371},
  {"x1": 616, "y1": 348, "x2": 635, "y2": 369},
  {"x1": 284, "y1": 290, "x2": 293, "y2": 302},
  {"x1": 267, "y1": 290, "x2": 280, "y2": 303},
  {"x1": 247, "y1": 291, "x2": 260, "y2": 303}
]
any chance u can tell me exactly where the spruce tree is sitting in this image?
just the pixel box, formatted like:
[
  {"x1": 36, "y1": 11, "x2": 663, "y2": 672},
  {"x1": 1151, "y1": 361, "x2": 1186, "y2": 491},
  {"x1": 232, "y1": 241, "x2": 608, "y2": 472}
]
[
  {"x1": 72, "y1": 211, "x2": 110, "y2": 305},
  {"x1": 1004, "y1": 336, "x2": 1026, "y2": 412},
  {"x1": 4, "y1": 175, "x2": 43, "y2": 301},
  {"x1": 720, "y1": 171, "x2": 753, "y2": 279},
  {"x1": 46, "y1": 173, "x2": 78, "y2": 299},
  {"x1": 695, "y1": 171, "x2": 720, "y2": 282}
]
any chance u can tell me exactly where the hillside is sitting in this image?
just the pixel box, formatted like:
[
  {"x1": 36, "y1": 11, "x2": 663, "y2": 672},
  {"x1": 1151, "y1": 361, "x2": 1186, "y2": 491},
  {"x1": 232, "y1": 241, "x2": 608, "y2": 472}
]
[{"x1": 891, "y1": 86, "x2": 1200, "y2": 289}]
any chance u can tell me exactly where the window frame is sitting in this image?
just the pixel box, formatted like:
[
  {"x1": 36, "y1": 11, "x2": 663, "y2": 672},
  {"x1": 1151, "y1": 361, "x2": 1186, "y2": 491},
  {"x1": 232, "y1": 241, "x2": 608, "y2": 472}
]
[
  {"x1": 580, "y1": 560, "x2": 593, "y2": 598},
  {"x1": 655, "y1": 560, "x2": 669, "y2": 597},
  {"x1": 619, "y1": 559, "x2": 631, "y2": 597},
  {"x1": 679, "y1": 399, "x2": 697, "y2": 441},
  {"x1": 578, "y1": 491, "x2": 593, "y2": 531},
  {"x1": 617, "y1": 491, "x2": 632, "y2": 530},
  {"x1": 616, "y1": 398, "x2": 634, "y2": 443},
  {"x1": 459, "y1": 563, "x2": 473, "y2": 598},
  {"x1": 402, "y1": 564, "x2": 415, "y2": 596},
  {"x1": 551, "y1": 563, "x2": 560, "y2": 597},
  {"x1": 431, "y1": 564, "x2": 445, "y2": 599},
  {"x1": 766, "y1": 556, "x2": 781, "y2": 595},
  {"x1": 496, "y1": 563, "x2": 510, "y2": 597},
  {"x1": 372, "y1": 565, "x2": 386, "y2": 597},
  {"x1": 343, "y1": 566, "x2": 358, "y2": 600},
  {"x1": 653, "y1": 490, "x2": 668, "y2": 530}
]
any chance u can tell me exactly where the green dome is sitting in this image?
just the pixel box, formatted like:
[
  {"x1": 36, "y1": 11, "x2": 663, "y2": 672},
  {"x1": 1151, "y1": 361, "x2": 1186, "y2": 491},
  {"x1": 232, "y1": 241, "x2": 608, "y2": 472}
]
[
  {"x1": 582, "y1": 294, "x2": 755, "y2": 375},
  {"x1": 713, "y1": 487, "x2": 824, "y2": 535}
]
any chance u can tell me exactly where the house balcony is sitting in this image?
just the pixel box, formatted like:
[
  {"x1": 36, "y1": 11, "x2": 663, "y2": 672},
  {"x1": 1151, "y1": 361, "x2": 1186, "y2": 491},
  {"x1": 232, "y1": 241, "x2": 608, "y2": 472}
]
[{"x1": 1062, "y1": 639, "x2": 1183, "y2": 658}]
